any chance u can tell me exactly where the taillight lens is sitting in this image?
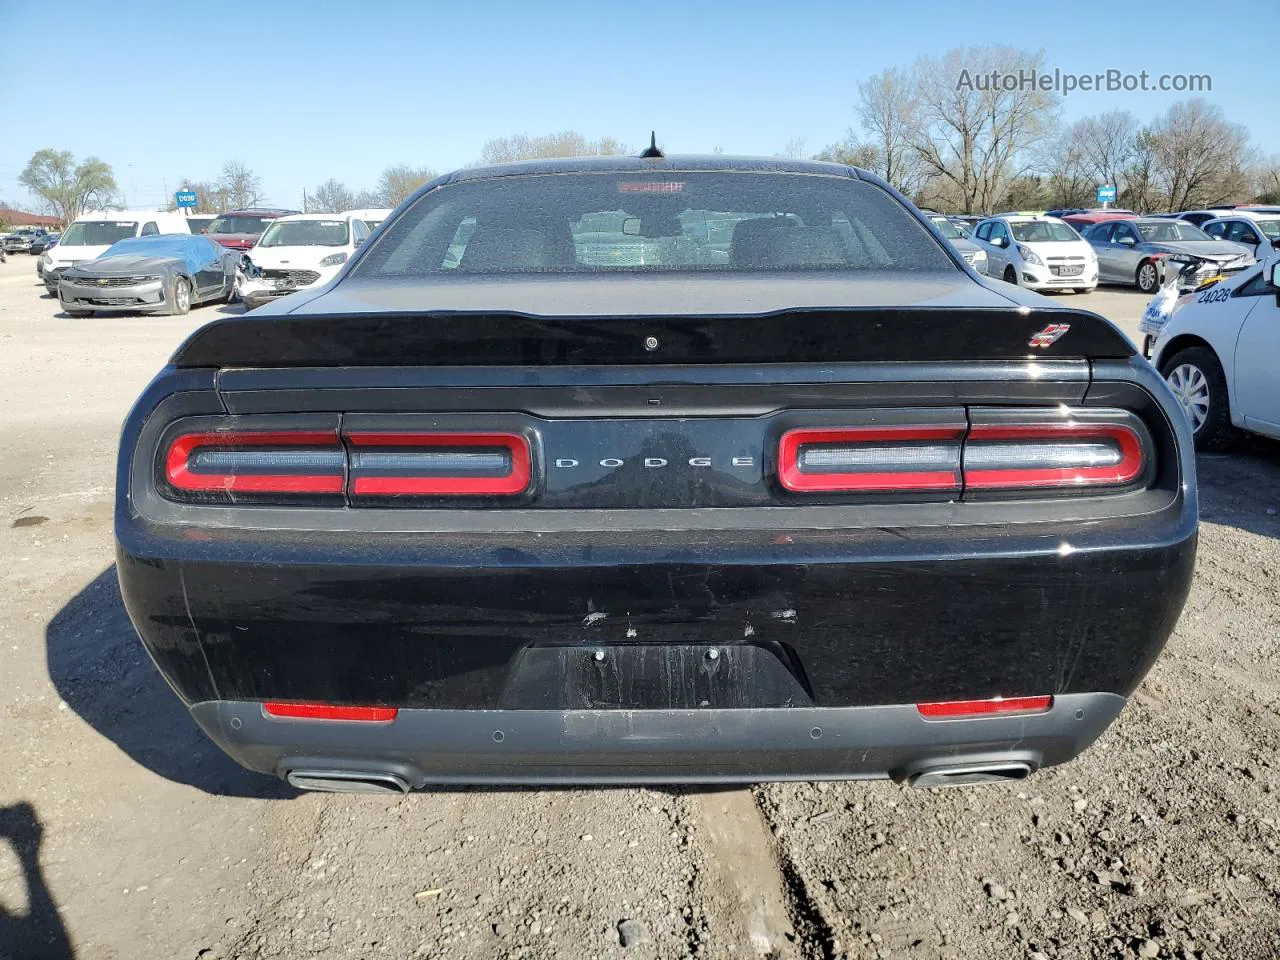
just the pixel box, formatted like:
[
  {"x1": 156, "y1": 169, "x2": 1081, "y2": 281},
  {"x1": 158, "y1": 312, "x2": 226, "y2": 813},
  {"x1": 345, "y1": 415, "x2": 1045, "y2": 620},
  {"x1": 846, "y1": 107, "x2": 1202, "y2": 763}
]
[
  {"x1": 964, "y1": 422, "x2": 1144, "y2": 490},
  {"x1": 346, "y1": 432, "x2": 531, "y2": 497},
  {"x1": 917, "y1": 695, "x2": 1053, "y2": 719},
  {"x1": 164, "y1": 430, "x2": 344, "y2": 495},
  {"x1": 777, "y1": 414, "x2": 1149, "y2": 498},
  {"x1": 778, "y1": 426, "x2": 964, "y2": 493}
]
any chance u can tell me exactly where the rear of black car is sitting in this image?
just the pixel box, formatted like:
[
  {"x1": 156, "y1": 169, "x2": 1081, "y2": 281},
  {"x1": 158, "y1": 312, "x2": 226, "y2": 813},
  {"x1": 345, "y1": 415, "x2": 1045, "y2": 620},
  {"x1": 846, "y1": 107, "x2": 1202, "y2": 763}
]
[{"x1": 116, "y1": 160, "x2": 1196, "y2": 792}]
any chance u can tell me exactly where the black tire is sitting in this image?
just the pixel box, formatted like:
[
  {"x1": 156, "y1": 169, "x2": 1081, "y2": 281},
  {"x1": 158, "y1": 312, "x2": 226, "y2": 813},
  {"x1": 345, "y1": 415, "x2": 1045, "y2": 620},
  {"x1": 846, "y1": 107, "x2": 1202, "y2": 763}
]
[
  {"x1": 1136, "y1": 259, "x2": 1160, "y2": 294},
  {"x1": 1159, "y1": 346, "x2": 1234, "y2": 451},
  {"x1": 64, "y1": 309, "x2": 92, "y2": 318},
  {"x1": 167, "y1": 276, "x2": 192, "y2": 316},
  {"x1": 1002, "y1": 265, "x2": 1018, "y2": 285}
]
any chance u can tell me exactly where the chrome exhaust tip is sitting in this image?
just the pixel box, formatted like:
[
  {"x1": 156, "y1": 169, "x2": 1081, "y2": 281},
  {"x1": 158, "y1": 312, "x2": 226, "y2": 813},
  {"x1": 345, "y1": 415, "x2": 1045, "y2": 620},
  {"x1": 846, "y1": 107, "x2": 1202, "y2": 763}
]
[
  {"x1": 908, "y1": 761, "x2": 1033, "y2": 789},
  {"x1": 286, "y1": 770, "x2": 410, "y2": 795}
]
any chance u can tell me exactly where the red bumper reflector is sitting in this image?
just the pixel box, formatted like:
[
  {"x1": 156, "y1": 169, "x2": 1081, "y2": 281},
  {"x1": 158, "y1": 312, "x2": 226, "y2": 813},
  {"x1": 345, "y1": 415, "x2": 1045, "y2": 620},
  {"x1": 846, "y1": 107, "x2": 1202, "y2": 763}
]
[
  {"x1": 346, "y1": 431, "x2": 531, "y2": 496},
  {"x1": 263, "y1": 702, "x2": 398, "y2": 722},
  {"x1": 777, "y1": 426, "x2": 964, "y2": 493},
  {"x1": 165, "y1": 430, "x2": 344, "y2": 494},
  {"x1": 916, "y1": 695, "x2": 1054, "y2": 719}
]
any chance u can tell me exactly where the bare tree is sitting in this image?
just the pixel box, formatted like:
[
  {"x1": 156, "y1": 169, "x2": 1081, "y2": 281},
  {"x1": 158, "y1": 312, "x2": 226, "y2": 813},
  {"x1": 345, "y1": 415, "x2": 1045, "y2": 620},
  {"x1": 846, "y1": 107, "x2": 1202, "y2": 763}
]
[
  {"x1": 18, "y1": 149, "x2": 116, "y2": 226},
  {"x1": 1149, "y1": 99, "x2": 1250, "y2": 210},
  {"x1": 856, "y1": 68, "x2": 927, "y2": 197},
  {"x1": 1002, "y1": 174, "x2": 1048, "y2": 211},
  {"x1": 479, "y1": 132, "x2": 628, "y2": 165},
  {"x1": 171, "y1": 179, "x2": 224, "y2": 214},
  {"x1": 311, "y1": 179, "x2": 356, "y2": 213},
  {"x1": 910, "y1": 46, "x2": 1059, "y2": 213},
  {"x1": 782, "y1": 136, "x2": 807, "y2": 159},
  {"x1": 351, "y1": 188, "x2": 385, "y2": 209},
  {"x1": 1037, "y1": 128, "x2": 1094, "y2": 208},
  {"x1": 1071, "y1": 111, "x2": 1137, "y2": 196},
  {"x1": 218, "y1": 161, "x2": 263, "y2": 210},
  {"x1": 1122, "y1": 128, "x2": 1161, "y2": 214},
  {"x1": 377, "y1": 166, "x2": 436, "y2": 207},
  {"x1": 1254, "y1": 154, "x2": 1280, "y2": 204},
  {"x1": 812, "y1": 134, "x2": 882, "y2": 171}
]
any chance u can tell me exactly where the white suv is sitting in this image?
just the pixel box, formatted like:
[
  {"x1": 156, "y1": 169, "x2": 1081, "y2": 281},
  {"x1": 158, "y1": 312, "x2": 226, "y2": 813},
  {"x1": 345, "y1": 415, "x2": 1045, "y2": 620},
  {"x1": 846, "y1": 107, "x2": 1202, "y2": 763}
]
[
  {"x1": 972, "y1": 215, "x2": 1098, "y2": 294},
  {"x1": 238, "y1": 213, "x2": 370, "y2": 311}
]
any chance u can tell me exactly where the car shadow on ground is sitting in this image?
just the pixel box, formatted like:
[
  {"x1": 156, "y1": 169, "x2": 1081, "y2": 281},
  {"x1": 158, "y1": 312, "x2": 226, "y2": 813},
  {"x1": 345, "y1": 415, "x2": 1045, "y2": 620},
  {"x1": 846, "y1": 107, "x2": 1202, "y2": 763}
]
[
  {"x1": 0, "y1": 802, "x2": 75, "y2": 960},
  {"x1": 45, "y1": 567, "x2": 292, "y2": 800},
  {"x1": 1195, "y1": 436, "x2": 1280, "y2": 540}
]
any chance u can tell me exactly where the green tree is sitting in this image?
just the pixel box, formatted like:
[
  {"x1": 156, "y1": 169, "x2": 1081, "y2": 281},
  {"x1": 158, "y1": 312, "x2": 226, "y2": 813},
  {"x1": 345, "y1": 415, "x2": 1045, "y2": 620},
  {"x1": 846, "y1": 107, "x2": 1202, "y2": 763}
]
[{"x1": 18, "y1": 149, "x2": 116, "y2": 226}]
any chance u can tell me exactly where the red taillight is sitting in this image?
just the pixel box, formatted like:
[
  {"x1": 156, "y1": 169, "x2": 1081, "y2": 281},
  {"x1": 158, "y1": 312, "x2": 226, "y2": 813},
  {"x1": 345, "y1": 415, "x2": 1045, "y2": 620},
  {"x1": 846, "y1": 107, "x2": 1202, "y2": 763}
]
[
  {"x1": 263, "y1": 702, "x2": 398, "y2": 722},
  {"x1": 916, "y1": 695, "x2": 1053, "y2": 719},
  {"x1": 963, "y1": 422, "x2": 1144, "y2": 490},
  {"x1": 346, "y1": 432, "x2": 531, "y2": 496},
  {"x1": 164, "y1": 430, "x2": 345, "y2": 494},
  {"x1": 777, "y1": 426, "x2": 964, "y2": 493}
]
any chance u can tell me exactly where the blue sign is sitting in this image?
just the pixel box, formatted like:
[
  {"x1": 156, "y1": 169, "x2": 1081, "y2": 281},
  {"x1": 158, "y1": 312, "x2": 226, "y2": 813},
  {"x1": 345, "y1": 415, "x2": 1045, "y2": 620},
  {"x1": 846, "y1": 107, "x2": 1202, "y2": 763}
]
[
  {"x1": 174, "y1": 191, "x2": 198, "y2": 208},
  {"x1": 1096, "y1": 185, "x2": 1117, "y2": 204}
]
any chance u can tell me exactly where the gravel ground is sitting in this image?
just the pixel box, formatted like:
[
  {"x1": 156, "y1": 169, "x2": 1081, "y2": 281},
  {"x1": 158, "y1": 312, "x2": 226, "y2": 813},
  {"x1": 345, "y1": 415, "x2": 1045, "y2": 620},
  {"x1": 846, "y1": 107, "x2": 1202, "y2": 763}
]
[{"x1": 0, "y1": 255, "x2": 1276, "y2": 960}]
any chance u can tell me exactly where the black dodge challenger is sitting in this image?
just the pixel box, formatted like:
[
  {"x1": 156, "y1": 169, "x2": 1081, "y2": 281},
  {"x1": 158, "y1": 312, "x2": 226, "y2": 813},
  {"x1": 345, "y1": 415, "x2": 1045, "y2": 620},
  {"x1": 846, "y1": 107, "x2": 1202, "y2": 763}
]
[{"x1": 116, "y1": 156, "x2": 1196, "y2": 793}]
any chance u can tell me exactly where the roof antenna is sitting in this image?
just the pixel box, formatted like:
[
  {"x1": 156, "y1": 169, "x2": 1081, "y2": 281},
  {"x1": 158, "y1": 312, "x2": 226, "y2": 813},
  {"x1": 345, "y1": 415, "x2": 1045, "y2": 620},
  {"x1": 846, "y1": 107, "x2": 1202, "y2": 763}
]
[{"x1": 639, "y1": 131, "x2": 663, "y2": 159}]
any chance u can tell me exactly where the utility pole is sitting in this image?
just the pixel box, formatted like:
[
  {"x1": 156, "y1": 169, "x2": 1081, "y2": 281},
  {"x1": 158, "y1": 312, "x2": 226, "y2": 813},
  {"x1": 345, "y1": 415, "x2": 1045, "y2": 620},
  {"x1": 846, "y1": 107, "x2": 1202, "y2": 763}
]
[{"x1": 302, "y1": 188, "x2": 308, "y2": 214}]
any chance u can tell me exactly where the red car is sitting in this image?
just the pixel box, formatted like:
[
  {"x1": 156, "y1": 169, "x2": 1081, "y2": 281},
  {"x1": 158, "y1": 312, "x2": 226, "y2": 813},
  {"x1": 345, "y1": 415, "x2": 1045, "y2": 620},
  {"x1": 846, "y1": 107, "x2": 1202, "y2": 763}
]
[{"x1": 204, "y1": 208, "x2": 300, "y2": 252}]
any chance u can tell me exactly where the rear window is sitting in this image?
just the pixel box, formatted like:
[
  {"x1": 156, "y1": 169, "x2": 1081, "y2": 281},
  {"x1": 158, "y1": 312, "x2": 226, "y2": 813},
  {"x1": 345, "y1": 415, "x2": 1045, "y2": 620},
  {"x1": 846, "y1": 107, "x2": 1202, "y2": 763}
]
[
  {"x1": 207, "y1": 215, "x2": 272, "y2": 235},
  {"x1": 1010, "y1": 221, "x2": 1080, "y2": 243},
  {"x1": 60, "y1": 221, "x2": 138, "y2": 246},
  {"x1": 352, "y1": 172, "x2": 952, "y2": 278},
  {"x1": 259, "y1": 219, "x2": 349, "y2": 247},
  {"x1": 1136, "y1": 221, "x2": 1211, "y2": 242},
  {"x1": 929, "y1": 216, "x2": 964, "y2": 240}
]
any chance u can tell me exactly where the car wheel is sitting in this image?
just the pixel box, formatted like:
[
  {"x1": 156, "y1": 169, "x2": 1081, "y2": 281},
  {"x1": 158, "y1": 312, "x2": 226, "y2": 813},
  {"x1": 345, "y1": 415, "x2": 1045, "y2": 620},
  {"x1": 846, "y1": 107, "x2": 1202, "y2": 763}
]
[
  {"x1": 1002, "y1": 266, "x2": 1018, "y2": 285},
  {"x1": 1161, "y1": 346, "x2": 1234, "y2": 451},
  {"x1": 64, "y1": 309, "x2": 93, "y2": 318},
  {"x1": 1136, "y1": 260, "x2": 1160, "y2": 294},
  {"x1": 168, "y1": 276, "x2": 192, "y2": 316}
]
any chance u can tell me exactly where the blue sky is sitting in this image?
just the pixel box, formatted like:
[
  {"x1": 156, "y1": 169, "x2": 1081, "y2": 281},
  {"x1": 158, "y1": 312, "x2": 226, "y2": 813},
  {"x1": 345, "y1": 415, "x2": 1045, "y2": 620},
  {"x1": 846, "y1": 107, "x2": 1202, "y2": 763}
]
[{"x1": 1, "y1": 0, "x2": 1275, "y2": 211}]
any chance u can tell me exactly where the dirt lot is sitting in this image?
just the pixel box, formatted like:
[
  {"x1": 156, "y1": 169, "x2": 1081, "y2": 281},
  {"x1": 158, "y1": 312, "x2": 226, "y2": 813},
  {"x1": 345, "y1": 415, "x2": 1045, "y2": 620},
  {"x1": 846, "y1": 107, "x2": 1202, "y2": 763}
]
[{"x1": 1, "y1": 254, "x2": 1277, "y2": 960}]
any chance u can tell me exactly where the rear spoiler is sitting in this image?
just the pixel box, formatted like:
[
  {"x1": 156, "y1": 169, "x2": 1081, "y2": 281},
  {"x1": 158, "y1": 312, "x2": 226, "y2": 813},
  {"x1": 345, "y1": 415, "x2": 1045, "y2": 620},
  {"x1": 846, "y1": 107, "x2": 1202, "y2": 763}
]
[{"x1": 171, "y1": 308, "x2": 1135, "y2": 368}]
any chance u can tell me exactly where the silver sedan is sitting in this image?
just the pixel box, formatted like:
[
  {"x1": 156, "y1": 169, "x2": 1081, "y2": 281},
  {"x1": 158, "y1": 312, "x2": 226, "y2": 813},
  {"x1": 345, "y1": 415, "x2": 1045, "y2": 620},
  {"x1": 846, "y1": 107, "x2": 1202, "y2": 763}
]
[{"x1": 1081, "y1": 218, "x2": 1253, "y2": 293}]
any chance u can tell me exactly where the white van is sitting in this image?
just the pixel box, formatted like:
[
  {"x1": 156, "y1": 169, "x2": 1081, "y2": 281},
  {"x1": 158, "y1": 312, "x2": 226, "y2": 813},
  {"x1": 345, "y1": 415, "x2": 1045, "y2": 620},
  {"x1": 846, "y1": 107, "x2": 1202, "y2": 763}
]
[
  {"x1": 41, "y1": 210, "x2": 192, "y2": 293},
  {"x1": 340, "y1": 208, "x2": 393, "y2": 232}
]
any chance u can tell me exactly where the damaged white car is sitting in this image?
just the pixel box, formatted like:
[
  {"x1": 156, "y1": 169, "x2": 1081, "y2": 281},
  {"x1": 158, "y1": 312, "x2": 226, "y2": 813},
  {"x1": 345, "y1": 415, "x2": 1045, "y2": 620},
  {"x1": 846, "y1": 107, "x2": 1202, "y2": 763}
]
[{"x1": 238, "y1": 213, "x2": 370, "y2": 311}]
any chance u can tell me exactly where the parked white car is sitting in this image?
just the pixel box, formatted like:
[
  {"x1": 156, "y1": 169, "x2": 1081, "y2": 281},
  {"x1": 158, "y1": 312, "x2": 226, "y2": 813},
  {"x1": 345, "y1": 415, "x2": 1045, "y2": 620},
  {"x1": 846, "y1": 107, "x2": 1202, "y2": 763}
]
[
  {"x1": 1143, "y1": 254, "x2": 1280, "y2": 448},
  {"x1": 341, "y1": 208, "x2": 393, "y2": 232},
  {"x1": 971, "y1": 214, "x2": 1097, "y2": 293},
  {"x1": 41, "y1": 210, "x2": 192, "y2": 294},
  {"x1": 1202, "y1": 211, "x2": 1280, "y2": 261},
  {"x1": 238, "y1": 213, "x2": 370, "y2": 311}
]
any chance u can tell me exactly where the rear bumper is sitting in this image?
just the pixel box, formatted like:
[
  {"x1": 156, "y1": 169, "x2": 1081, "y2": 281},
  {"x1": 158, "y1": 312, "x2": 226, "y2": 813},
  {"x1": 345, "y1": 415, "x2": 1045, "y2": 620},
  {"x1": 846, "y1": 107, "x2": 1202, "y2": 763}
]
[{"x1": 191, "y1": 692, "x2": 1126, "y2": 786}]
